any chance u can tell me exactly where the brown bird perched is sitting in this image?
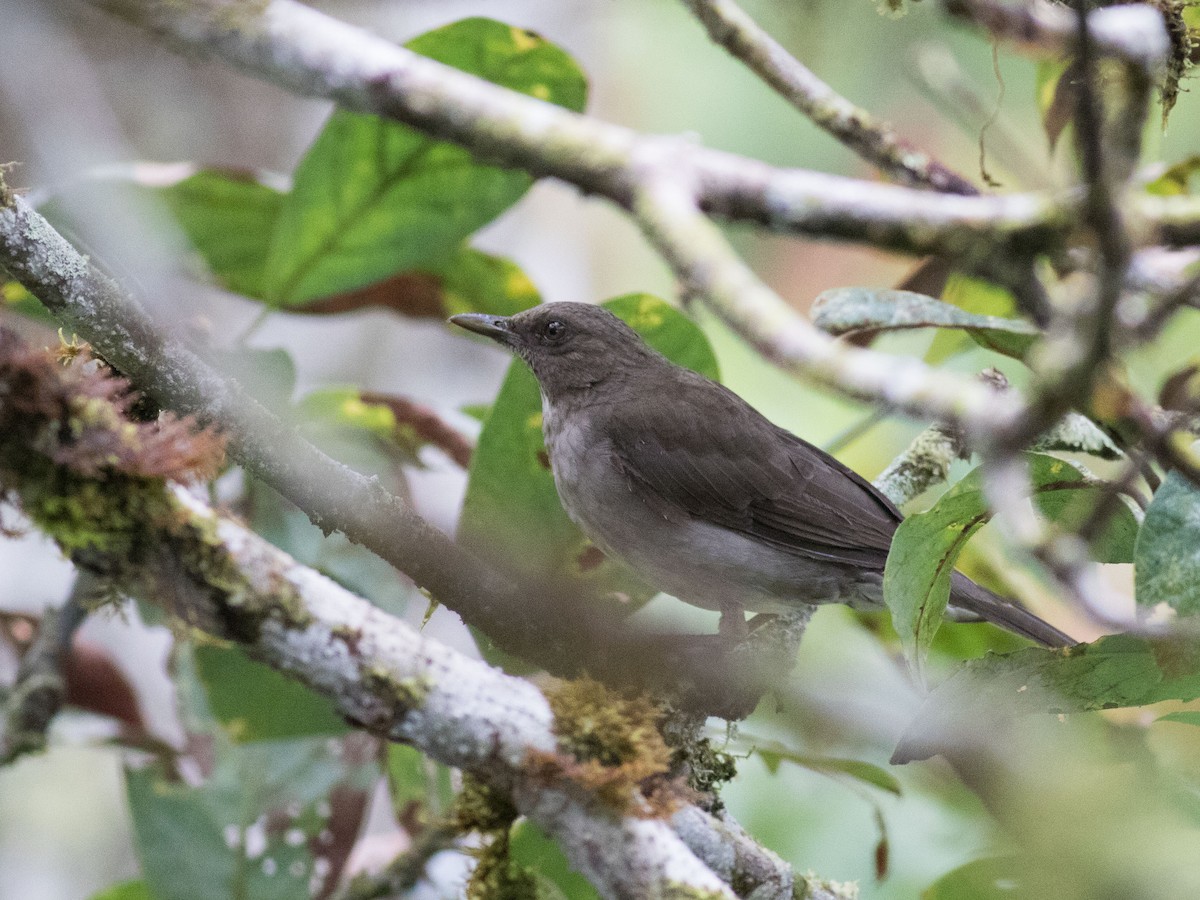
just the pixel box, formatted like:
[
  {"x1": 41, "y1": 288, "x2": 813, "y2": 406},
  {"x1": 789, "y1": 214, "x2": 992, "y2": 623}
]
[{"x1": 451, "y1": 302, "x2": 1073, "y2": 648}]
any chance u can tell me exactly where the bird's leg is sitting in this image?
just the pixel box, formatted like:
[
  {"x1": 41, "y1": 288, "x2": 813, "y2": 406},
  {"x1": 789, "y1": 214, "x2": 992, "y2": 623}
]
[{"x1": 718, "y1": 601, "x2": 749, "y2": 641}]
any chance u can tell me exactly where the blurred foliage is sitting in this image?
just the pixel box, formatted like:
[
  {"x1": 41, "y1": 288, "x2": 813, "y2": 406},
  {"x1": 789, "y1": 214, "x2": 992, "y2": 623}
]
[
  {"x1": 9, "y1": 4, "x2": 1200, "y2": 900},
  {"x1": 886, "y1": 453, "x2": 1139, "y2": 676},
  {"x1": 125, "y1": 646, "x2": 378, "y2": 900},
  {"x1": 813, "y1": 286, "x2": 1038, "y2": 359},
  {"x1": 1136, "y1": 469, "x2": 1200, "y2": 615}
]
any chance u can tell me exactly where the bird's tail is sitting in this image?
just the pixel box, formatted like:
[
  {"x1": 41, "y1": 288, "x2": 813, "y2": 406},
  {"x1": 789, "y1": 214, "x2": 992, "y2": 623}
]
[{"x1": 948, "y1": 572, "x2": 1075, "y2": 648}]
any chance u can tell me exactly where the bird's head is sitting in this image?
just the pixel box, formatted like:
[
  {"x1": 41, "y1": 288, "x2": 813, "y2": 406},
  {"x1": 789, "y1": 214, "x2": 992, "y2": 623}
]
[{"x1": 450, "y1": 302, "x2": 660, "y2": 401}]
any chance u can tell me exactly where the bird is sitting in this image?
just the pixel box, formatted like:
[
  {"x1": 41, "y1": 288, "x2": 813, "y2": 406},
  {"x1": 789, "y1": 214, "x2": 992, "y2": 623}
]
[{"x1": 450, "y1": 302, "x2": 1073, "y2": 648}]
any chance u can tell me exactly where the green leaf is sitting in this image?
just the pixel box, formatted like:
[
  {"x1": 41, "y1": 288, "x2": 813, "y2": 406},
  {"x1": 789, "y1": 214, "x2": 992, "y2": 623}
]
[
  {"x1": 158, "y1": 169, "x2": 284, "y2": 297},
  {"x1": 297, "y1": 388, "x2": 399, "y2": 441},
  {"x1": 509, "y1": 820, "x2": 601, "y2": 900},
  {"x1": 885, "y1": 454, "x2": 1139, "y2": 676},
  {"x1": 127, "y1": 738, "x2": 373, "y2": 900},
  {"x1": 89, "y1": 881, "x2": 155, "y2": 900},
  {"x1": 261, "y1": 18, "x2": 587, "y2": 305},
  {"x1": 1145, "y1": 156, "x2": 1200, "y2": 197},
  {"x1": 923, "y1": 857, "x2": 1034, "y2": 899},
  {"x1": 458, "y1": 295, "x2": 719, "y2": 613},
  {"x1": 194, "y1": 644, "x2": 349, "y2": 742},
  {"x1": 128, "y1": 645, "x2": 377, "y2": 900},
  {"x1": 754, "y1": 743, "x2": 901, "y2": 795},
  {"x1": 1136, "y1": 470, "x2": 1200, "y2": 615},
  {"x1": 1158, "y1": 711, "x2": 1200, "y2": 728},
  {"x1": 3, "y1": 280, "x2": 55, "y2": 324},
  {"x1": 893, "y1": 634, "x2": 1200, "y2": 763},
  {"x1": 206, "y1": 346, "x2": 297, "y2": 412},
  {"x1": 812, "y1": 287, "x2": 1039, "y2": 356},
  {"x1": 386, "y1": 743, "x2": 454, "y2": 820},
  {"x1": 438, "y1": 247, "x2": 542, "y2": 318},
  {"x1": 926, "y1": 275, "x2": 1027, "y2": 363},
  {"x1": 1035, "y1": 58, "x2": 1077, "y2": 152}
]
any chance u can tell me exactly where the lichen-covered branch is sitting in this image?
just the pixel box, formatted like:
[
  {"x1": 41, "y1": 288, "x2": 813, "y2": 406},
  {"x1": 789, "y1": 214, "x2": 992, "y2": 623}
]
[
  {"x1": 681, "y1": 0, "x2": 977, "y2": 194},
  {"x1": 873, "y1": 423, "x2": 970, "y2": 508},
  {"x1": 0, "y1": 331, "x2": 751, "y2": 900},
  {"x1": 0, "y1": 188, "x2": 823, "y2": 719},
  {"x1": 88, "y1": 0, "x2": 1074, "y2": 257},
  {"x1": 0, "y1": 584, "x2": 87, "y2": 765}
]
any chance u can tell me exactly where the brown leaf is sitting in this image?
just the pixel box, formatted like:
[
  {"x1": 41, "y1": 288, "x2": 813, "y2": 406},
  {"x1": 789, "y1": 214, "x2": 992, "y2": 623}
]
[{"x1": 294, "y1": 271, "x2": 445, "y2": 318}]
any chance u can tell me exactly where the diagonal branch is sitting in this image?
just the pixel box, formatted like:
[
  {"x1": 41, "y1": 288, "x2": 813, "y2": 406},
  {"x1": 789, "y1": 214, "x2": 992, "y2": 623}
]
[
  {"x1": 89, "y1": 0, "x2": 1068, "y2": 256},
  {"x1": 681, "y1": 0, "x2": 978, "y2": 194},
  {"x1": 0, "y1": 186, "x2": 806, "y2": 719},
  {"x1": 629, "y1": 169, "x2": 1026, "y2": 433},
  {"x1": 0, "y1": 333, "x2": 760, "y2": 899}
]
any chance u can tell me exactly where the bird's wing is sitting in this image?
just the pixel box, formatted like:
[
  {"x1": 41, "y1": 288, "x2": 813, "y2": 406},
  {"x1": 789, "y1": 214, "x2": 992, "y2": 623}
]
[{"x1": 603, "y1": 374, "x2": 900, "y2": 568}]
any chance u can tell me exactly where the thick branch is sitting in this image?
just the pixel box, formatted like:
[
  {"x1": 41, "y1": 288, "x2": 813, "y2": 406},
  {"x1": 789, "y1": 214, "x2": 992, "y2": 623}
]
[
  {"x1": 0, "y1": 189, "x2": 808, "y2": 719},
  {"x1": 681, "y1": 0, "x2": 978, "y2": 194},
  {"x1": 87, "y1": 0, "x2": 1076, "y2": 258},
  {"x1": 0, "y1": 336, "x2": 750, "y2": 899}
]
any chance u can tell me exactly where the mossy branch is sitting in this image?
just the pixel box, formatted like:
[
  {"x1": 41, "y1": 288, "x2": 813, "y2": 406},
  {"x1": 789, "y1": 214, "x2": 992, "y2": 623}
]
[{"x1": 0, "y1": 330, "x2": 803, "y2": 900}]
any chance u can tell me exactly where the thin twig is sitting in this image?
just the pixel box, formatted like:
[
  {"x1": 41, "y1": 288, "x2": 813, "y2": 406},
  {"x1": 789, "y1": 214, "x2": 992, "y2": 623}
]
[
  {"x1": 0, "y1": 580, "x2": 88, "y2": 765},
  {"x1": 680, "y1": 0, "x2": 977, "y2": 194},
  {"x1": 630, "y1": 171, "x2": 1025, "y2": 433}
]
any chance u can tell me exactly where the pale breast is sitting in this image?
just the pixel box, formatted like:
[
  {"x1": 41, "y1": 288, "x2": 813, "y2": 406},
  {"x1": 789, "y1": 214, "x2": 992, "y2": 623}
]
[{"x1": 540, "y1": 395, "x2": 876, "y2": 613}]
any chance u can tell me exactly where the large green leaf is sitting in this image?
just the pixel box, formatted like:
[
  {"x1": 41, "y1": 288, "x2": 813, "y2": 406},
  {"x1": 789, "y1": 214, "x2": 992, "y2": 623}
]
[
  {"x1": 893, "y1": 633, "x2": 1200, "y2": 763},
  {"x1": 158, "y1": 169, "x2": 284, "y2": 297},
  {"x1": 813, "y1": 286, "x2": 1038, "y2": 356},
  {"x1": 885, "y1": 454, "x2": 1140, "y2": 676},
  {"x1": 437, "y1": 247, "x2": 542, "y2": 318},
  {"x1": 458, "y1": 295, "x2": 719, "y2": 611},
  {"x1": 261, "y1": 18, "x2": 587, "y2": 305},
  {"x1": 1135, "y1": 470, "x2": 1200, "y2": 616},
  {"x1": 194, "y1": 643, "x2": 349, "y2": 743}
]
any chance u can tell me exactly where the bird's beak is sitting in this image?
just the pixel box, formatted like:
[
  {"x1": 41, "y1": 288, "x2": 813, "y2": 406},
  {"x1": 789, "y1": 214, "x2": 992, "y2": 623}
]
[{"x1": 449, "y1": 313, "x2": 517, "y2": 347}]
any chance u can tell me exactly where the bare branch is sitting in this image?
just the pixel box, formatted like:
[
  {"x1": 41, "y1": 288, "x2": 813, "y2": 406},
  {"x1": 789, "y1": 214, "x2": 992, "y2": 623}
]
[
  {"x1": 681, "y1": 0, "x2": 978, "y2": 194},
  {"x1": 87, "y1": 0, "x2": 1074, "y2": 260},
  {"x1": 944, "y1": 0, "x2": 1171, "y2": 73},
  {"x1": 630, "y1": 172, "x2": 1025, "y2": 433},
  {"x1": 0, "y1": 582, "x2": 87, "y2": 765}
]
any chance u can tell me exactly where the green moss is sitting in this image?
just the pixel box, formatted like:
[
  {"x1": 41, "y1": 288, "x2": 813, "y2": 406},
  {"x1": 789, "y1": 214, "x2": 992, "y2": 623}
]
[
  {"x1": 465, "y1": 830, "x2": 539, "y2": 900},
  {"x1": 537, "y1": 676, "x2": 674, "y2": 810},
  {"x1": 451, "y1": 776, "x2": 539, "y2": 900},
  {"x1": 660, "y1": 884, "x2": 729, "y2": 900},
  {"x1": 680, "y1": 736, "x2": 737, "y2": 800},
  {"x1": 453, "y1": 774, "x2": 517, "y2": 833},
  {"x1": 362, "y1": 664, "x2": 432, "y2": 713},
  {"x1": 546, "y1": 676, "x2": 666, "y2": 768}
]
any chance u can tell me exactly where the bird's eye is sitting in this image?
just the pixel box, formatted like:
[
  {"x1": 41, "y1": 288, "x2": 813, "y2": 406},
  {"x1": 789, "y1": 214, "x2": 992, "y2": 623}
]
[{"x1": 541, "y1": 320, "x2": 567, "y2": 342}]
